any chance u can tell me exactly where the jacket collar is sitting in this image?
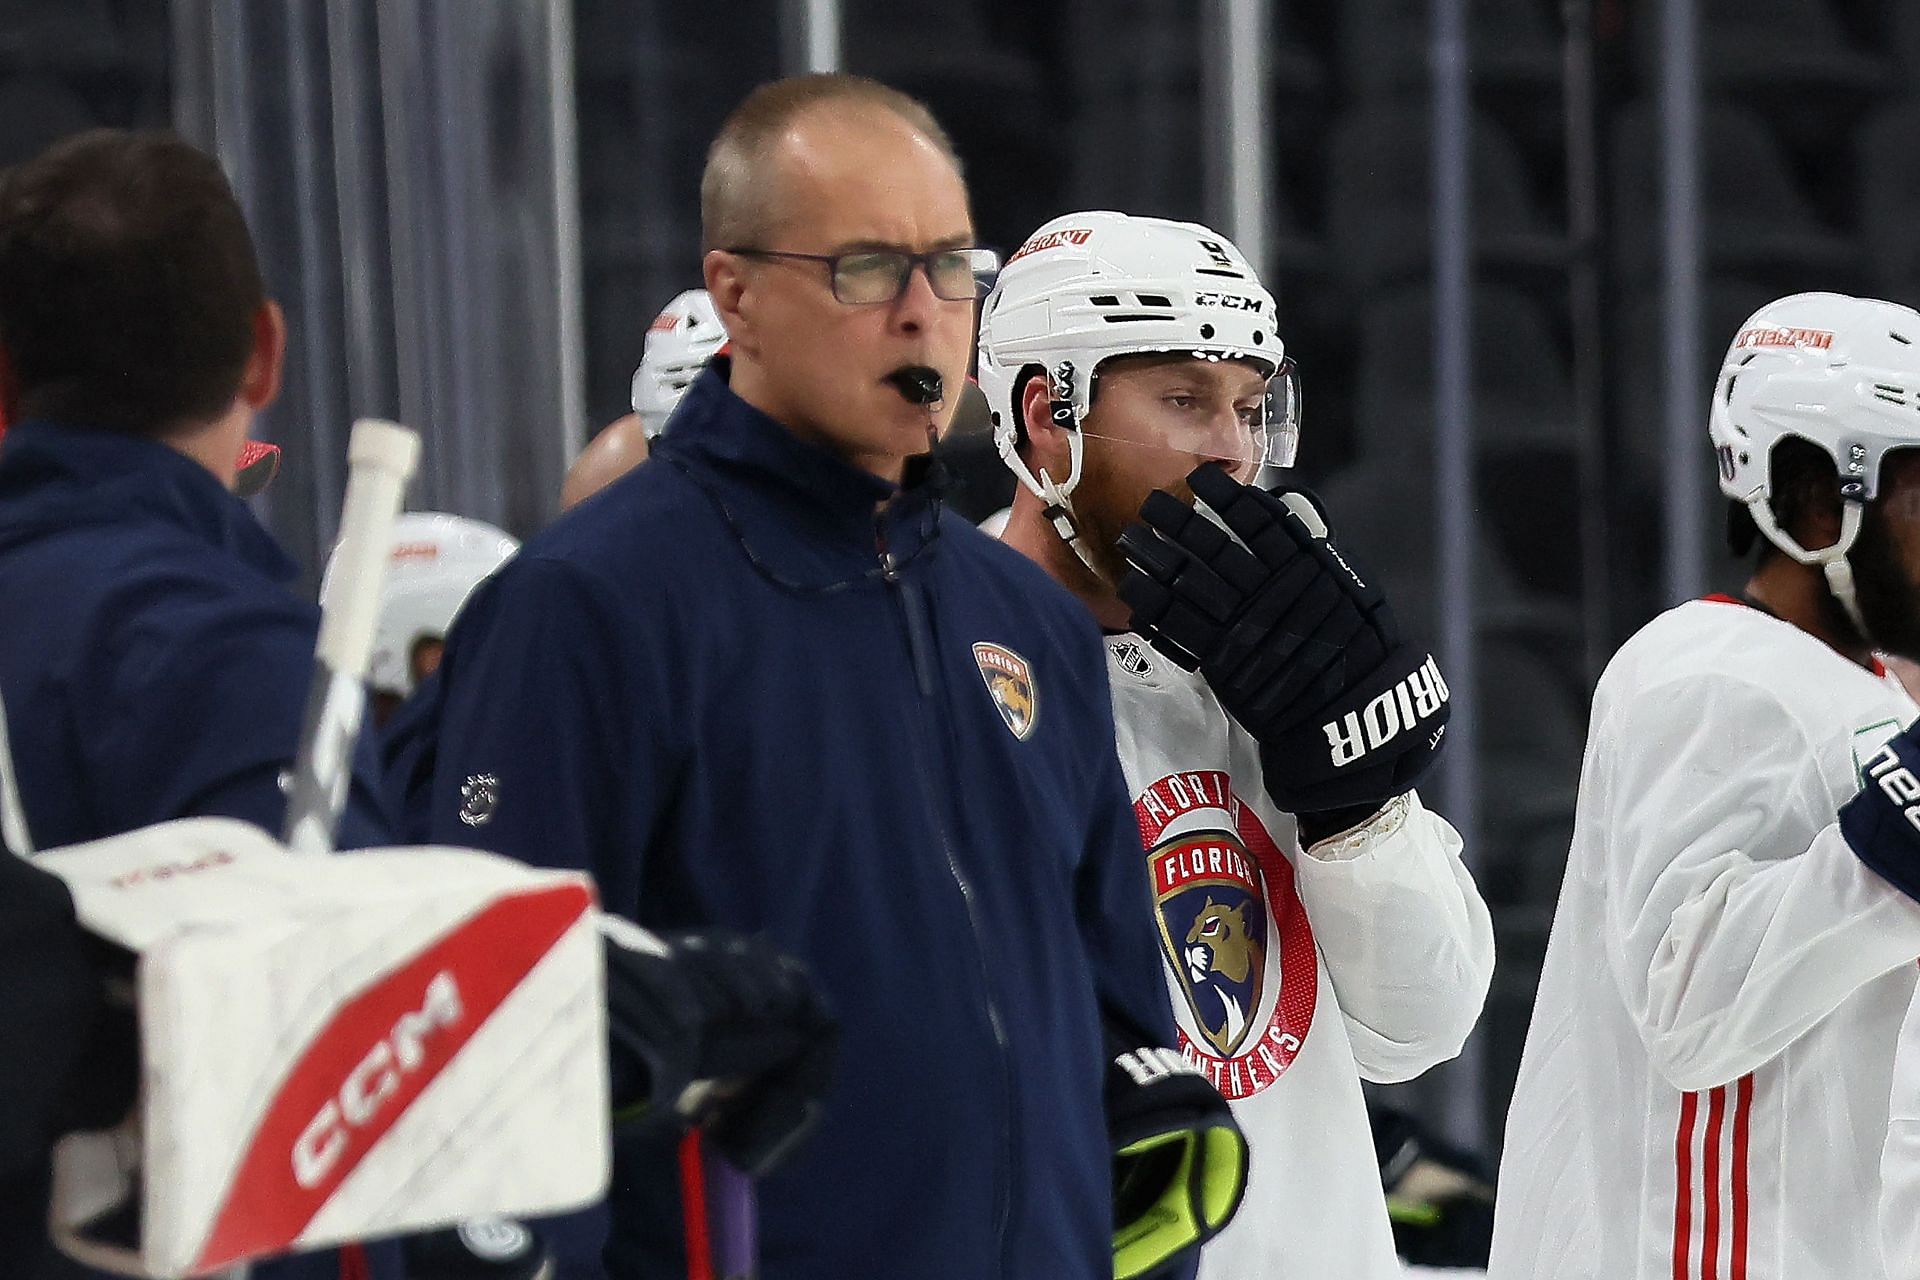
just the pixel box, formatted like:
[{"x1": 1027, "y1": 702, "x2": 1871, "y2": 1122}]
[
  {"x1": 0, "y1": 419, "x2": 298, "y2": 582},
  {"x1": 650, "y1": 360, "x2": 944, "y2": 580}
]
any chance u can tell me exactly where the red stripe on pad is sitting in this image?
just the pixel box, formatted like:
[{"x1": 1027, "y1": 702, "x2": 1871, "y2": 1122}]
[{"x1": 193, "y1": 883, "x2": 594, "y2": 1271}]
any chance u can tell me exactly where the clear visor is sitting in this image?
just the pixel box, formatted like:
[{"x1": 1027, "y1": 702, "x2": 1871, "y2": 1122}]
[{"x1": 1077, "y1": 355, "x2": 1300, "y2": 469}]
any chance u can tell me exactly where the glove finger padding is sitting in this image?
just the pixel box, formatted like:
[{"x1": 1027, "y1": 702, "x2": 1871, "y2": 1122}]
[
  {"x1": 1105, "y1": 1022, "x2": 1249, "y2": 1280},
  {"x1": 601, "y1": 923, "x2": 839, "y2": 1178},
  {"x1": 1120, "y1": 464, "x2": 1449, "y2": 815}
]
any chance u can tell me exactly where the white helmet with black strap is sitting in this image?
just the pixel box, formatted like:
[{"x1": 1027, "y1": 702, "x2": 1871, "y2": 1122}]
[
  {"x1": 1710, "y1": 291, "x2": 1920, "y2": 632},
  {"x1": 632, "y1": 289, "x2": 729, "y2": 438},
  {"x1": 975, "y1": 211, "x2": 1297, "y2": 567},
  {"x1": 322, "y1": 511, "x2": 520, "y2": 698}
]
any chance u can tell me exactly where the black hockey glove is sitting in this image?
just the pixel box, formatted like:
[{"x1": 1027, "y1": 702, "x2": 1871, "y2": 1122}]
[
  {"x1": 0, "y1": 851, "x2": 136, "y2": 1178},
  {"x1": 1118, "y1": 463, "x2": 1450, "y2": 815},
  {"x1": 601, "y1": 920, "x2": 838, "y2": 1178},
  {"x1": 1105, "y1": 1016, "x2": 1248, "y2": 1280},
  {"x1": 1841, "y1": 725, "x2": 1920, "y2": 903}
]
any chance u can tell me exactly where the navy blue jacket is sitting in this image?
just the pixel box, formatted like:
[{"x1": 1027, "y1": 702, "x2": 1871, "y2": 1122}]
[
  {"x1": 0, "y1": 421, "x2": 396, "y2": 1280},
  {"x1": 425, "y1": 364, "x2": 1174, "y2": 1280}
]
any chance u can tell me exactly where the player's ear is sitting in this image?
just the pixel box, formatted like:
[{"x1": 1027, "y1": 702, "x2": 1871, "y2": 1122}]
[{"x1": 1019, "y1": 373, "x2": 1072, "y2": 477}]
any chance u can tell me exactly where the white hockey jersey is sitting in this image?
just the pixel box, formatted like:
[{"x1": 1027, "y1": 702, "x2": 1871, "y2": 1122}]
[
  {"x1": 1103, "y1": 633, "x2": 1495, "y2": 1280},
  {"x1": 1489, "y1": 598, "x2": 1920, "y2": 1280}
]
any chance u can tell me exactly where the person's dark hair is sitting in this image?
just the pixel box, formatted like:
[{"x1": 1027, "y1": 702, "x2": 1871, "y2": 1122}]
[
  {"x1": 1727, "y1": 436, "x2": 1840, "y2": 560},
  {"x1": 701, "y1": 74, "x2": 962, "y2": 254},
  {"x1": 0, "y1": 128, "x2": 265, "y2": 434}
]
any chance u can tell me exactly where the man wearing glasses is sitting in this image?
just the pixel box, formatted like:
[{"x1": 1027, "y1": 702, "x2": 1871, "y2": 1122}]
[{"x1": 424, "y1": 75, "x2": 1206, "y2": 1280}]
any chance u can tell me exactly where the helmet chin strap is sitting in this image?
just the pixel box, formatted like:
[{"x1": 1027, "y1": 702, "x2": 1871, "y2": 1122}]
[
  {"x1": 996, "y1": 361, "x2": 1111, "y2": 582},
  {"x1": 1746, "y1": 494, "x2": 1870, "y2": 635}
]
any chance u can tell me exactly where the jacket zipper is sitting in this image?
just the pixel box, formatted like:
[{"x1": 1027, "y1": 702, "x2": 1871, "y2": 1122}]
[{"x1": 879, "y1": 535, "x2": 1016, "y2": 1275}]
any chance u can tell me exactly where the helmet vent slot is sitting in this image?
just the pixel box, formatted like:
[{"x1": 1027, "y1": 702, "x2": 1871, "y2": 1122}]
[
  {"x1": 1894, "y1": 332, "x2": 1914, "y2": 345},
  {"x1": 1135, "y1": 293, "x2": 1173, "y2": 307},
  {"x1": 1873, "y1": 383, "x2": 1908, "y2": 406},
  {"x1": 1195, "y1": 268, "x2": 1245, "y2": 279},
  {"x1": 1090, "y1": 294, "x2": 1120, "y2": 307},
  {"x1": 1101, "y1": 314, "x2": 1178, "y2": 324}
]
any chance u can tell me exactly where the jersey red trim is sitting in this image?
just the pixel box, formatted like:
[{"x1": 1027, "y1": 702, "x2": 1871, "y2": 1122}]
[
  {"x1": 1702, "y1": 1086, "x2": 1727, "y2": 1280},
  {"x1": 1675, "y1": 1090, "x2": 1698, "y2": 1280},
  {"x1": 1731, "y1": 1074, "x2": 1753, "y2": 1280}
]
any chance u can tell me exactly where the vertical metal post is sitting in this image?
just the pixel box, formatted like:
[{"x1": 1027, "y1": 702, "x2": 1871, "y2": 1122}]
[
  {"x1": 784, "y1": 0, "x2": 841, "y2": 74},
  {"x1": 1430, "y1": 0, "x2": 1483, "y2": 1146},
  {"x1": 1204, "y1": 0, "x2": 1272, "y2": 277},
  {"x1": 1563, "y1": 0, "x2": 1614, "y2": 677},
  {"x1": 547, "y1": 0, "x2": 587, "y2": 468},
  {"x1": 1661, "y1": 0, "x2": 1705, "y2": 602}
]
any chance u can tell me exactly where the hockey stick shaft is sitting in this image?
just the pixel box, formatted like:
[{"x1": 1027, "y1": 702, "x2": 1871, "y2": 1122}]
[
  {"x1": 283, "y1": 420, "x2": 420, "y2": 857},
  {"x1": 678, "y1": 1130, "x2": 757, "y2": 1280}
]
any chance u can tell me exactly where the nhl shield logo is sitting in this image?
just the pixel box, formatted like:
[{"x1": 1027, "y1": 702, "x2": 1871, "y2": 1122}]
[
  {"x1": 459, "y1": 773, "x2": 500, "y2": 827},
  {"x1": 973, "y1": 642, "x2": 1038, "y2": 740},
  {"x1": 1150, "y1": 830, "x2": 1268, "y2": 1057},
  {"x1": 1109, "y1": 638, "x2": 1155, "y2": 679}
]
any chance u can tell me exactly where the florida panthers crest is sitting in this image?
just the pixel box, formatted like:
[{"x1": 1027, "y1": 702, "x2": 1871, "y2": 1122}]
[
  {"x1": 1136, "y1": 770, "x2": 1319, "y2": 1099},
  {"x1": 973, "y1": 642, "x2": 1038, "y2": 740},
  {"x1": 1153, "y1": 833, "x2": 1268, "y2": 1055}
]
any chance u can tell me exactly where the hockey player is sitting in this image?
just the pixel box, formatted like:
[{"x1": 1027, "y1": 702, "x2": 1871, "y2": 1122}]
[
  {"x1": 0, "y1": 129, "x2": 835, "y2": 1280},
  {"x1": 559, "y1": 289, "x2": 727, "y2": 511},
  {"x1": 325, "y1": 510, "x2": 519, "y2": 726},
  {"x1": 1488, "y1": 293, "x2": 1920, "y2": 1280},
  {"x1": 980, "y1": 209, "x2": 1495, "y2": 1280}
]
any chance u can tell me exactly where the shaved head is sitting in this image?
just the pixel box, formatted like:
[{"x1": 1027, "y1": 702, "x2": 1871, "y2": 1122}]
[{"x1": 700, "y1": 74, "x2": 962, "y2": 253}]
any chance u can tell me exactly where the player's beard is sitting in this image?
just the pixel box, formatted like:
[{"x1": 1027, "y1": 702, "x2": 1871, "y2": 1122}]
[
  {"x1": 1848, "y1": 501, "x2": 1920, "y2": 663},
  {"x1": 1071, "y1": 443, "x2": 1198, "y2": 589}
]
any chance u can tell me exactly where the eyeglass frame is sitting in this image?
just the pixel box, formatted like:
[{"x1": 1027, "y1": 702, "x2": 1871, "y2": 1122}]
[{"x1": 722, "y1": 245, "x2": 1002, "y2": 305}]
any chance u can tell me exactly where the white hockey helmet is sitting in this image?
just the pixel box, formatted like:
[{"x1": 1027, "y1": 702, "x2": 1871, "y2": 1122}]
[
  {"x1": 976, "y1": 212, "x2": 1294, "y2": 550},
  {"x1": 1709, "y1": 291, "x2": 1920, "y2": 628},
  {"x1": 631, "y1": 289, "x2": 728, "y2": 438},
  {"x1": 323, "y1": 512, "x2": 520, "y2": 697}
]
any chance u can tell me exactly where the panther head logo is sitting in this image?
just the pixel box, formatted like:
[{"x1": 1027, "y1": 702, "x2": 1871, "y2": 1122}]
[
  {"x1": 1169, "y1": 887, "x2": 1266, "y2": 1057},
  {"x1": 1185, "y1": 898, "x2": 1256, "y2": 985},
  {"x1": 987, "y1": 671, "x2": 1033, "y2": 731}
]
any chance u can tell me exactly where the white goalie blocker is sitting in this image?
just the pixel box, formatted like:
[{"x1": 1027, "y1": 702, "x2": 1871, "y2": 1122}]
[{"x1": 31, "y1": 817, "x2": 608, "y2": 1278}]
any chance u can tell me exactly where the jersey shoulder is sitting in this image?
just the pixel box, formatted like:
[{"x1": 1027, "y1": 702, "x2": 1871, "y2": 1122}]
[{"x1": 1598, "y1": 598, "x2": 1912, "y2": 752}]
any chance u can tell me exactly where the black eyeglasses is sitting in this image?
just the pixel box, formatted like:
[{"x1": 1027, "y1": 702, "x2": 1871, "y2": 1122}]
[{"x1": 725, "y1": 246, "x2": 1001, "y2": 305}]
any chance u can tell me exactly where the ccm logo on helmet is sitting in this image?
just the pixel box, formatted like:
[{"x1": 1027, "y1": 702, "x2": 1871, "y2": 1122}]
[
  {"x1": 292, "y1": 970, "x2": 464, "y2": 1188},
  {"x1": 1324, "y1": 657, "x2": 1450, "y2": 769},
  {"x1": 1866, "y1": 745, "x2": 1920, "y2": 834},
  {"x1": 1194, "y1": 292, "x2": 1264, "y2": 314}
]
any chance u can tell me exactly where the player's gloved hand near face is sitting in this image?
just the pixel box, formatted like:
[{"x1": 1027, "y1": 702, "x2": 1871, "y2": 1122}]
[
  {"x1": 1118, "y1": 463, "x2": 1450, "y2": 818},
  {"x1": 1104, "y1": 1014, "x2": 1248, "y2": 1279},
  {"x1": 600, "y1": 919, "x2": 838, "y2": 1178}
]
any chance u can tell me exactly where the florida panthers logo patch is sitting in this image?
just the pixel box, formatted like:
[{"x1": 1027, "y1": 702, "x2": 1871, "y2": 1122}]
[
  {"x1": 1137, "y1": 770, "x2": 1319, "y2": 1099},
  {"x1": 1153, "y1": 834, "x2": 1268, "y2": 1056},
  {"x1": 973, "y1": 642, "x2": 1037, "y2": 740}
]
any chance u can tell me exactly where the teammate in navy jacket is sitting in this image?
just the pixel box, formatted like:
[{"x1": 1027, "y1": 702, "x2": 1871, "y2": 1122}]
[
  {"x1": 424, "y1": 76, "x2": 1176, "y2": 1280},
  {"x1": 0, "y1": 130, "x2": 395, "y2": 1280}
]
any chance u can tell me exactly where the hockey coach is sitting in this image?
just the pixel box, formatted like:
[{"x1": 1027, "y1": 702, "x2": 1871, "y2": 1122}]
[{"x1": 423, "y1": 74, "x2": 1231, "y2": 1280}]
